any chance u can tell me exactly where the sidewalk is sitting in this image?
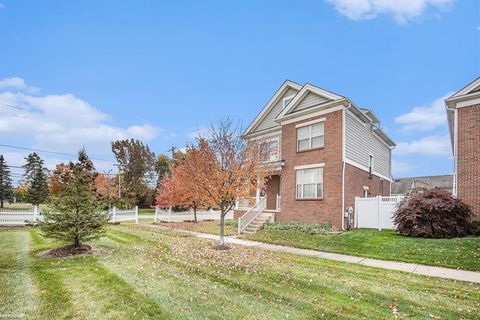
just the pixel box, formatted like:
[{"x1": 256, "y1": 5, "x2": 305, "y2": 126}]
[{"x1": 143, "y1": 223, "x2": 480, "y2": 284}]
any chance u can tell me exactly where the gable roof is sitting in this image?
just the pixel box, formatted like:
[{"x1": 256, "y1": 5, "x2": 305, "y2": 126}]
[
  {"x1": 243, "y1": 80, "x2": 395, "y2": 147},
  {"x1": 446, "y1": 77, "x2": 480, "y2": 100},
  {"x1": 445, "y1": 77, "x2": 480, "y2": 149},
  {"x1": 242, "y1": 80, "x2": 301, "y2": 137},
  {"x1": 391, "y1": 175, "x2": 453, "y2": 195},
  {"x1": 275, "y1": 83, "x2": 344, "y2": 120}
]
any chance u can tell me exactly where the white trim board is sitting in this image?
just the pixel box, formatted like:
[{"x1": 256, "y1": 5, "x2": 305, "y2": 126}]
[
  {"x1": 277, "y1": 105, "x2": 345, "y2": 125},
  {"x1": 276, "y1": 83, "x2": 343, "y2": 119},
  {"x1": 294, "y1": 163, "x2": 325, "y2": 170},
  {"x1": 295, "y1": 117, "x2": 326, "y2": 128},
  {"x1": 344, "y1": 158, "x2": 392, "y2": 182}
]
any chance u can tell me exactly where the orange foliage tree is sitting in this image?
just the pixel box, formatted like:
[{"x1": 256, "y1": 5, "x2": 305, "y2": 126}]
[
  {"x1": 177, "y1": 119, "x2": 269, "y2": 247},
  {"x1": 94, "y1": 173, "x2": 117, "y2": 209},
  {"x1": 155, "y1": 153, "x2": 214, "y2": 222},
  {"x1": 49, "y1": 163, "x2": 73, "y2": 196}
]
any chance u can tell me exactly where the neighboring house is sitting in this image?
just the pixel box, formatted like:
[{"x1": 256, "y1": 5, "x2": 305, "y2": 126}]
[
  {"x1": 391, "y1": 175, "x2": 453, "y2": 196},
  {"x1": 445, "y1": 77, "x2": 480, "y2": 218},
  {"x1": 235, "y1": 80, "x2": 395, "y2": 231}
]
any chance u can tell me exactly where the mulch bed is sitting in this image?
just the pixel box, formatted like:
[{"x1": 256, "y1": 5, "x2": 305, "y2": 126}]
[{"x1": 37, "y1": 244, "x2": 109, "y2": 258}]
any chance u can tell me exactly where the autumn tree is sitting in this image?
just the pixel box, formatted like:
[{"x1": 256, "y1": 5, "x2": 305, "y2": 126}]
[
  {"x1": 94, "y1": 173, "x2": 117, "y2": 209},
  {"x1": 38, "y1": 149, "x2": 107, "y2": 249},
  {"x1": 49, "y1": 163, "x2": 73, "y2": 195},
  {"x1": 111, "y1": 139, "x2": 156, "y2": 206},
  {"x1": 23, "y1": 152, "x2": 49, "y2": 205},
  {"x1": 155, "y1": 153, "x2": 213, "y2": 222},
  {"x1": 0, "y1": 155, "x2": 14, "y2": 208},
  {"x1": 179, "y1": 119, "x2": 268, "y2": 247}
]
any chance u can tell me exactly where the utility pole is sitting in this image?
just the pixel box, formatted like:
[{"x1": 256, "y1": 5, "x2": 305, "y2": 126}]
[
  {"x1": 113, "y1": 164, "x2": 121, "y2": 198},
  {"x1": 104, "y1": 169, "x2": 113, "y2": 210},
  {"x1": 168, "y1": 146, "x2": 176, "y2": 177}
]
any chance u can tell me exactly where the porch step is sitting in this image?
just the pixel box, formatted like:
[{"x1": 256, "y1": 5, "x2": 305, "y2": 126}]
[{"x1": 240, "y1": 212, "x2": 274, "y2": 235}]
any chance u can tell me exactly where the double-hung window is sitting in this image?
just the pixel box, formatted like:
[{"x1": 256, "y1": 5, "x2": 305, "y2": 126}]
[
  {"x1": 296, "y1": 167, "x2": 324, "y2": 199},
  {"x1": 297, "y1": 122, "x2": 324, "y2": 151},
  {"x1": 261, "y1": 139, "x2": 279, "y2": 163}
]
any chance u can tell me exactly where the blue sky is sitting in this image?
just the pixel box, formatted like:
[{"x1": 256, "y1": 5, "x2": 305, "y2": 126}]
[{"x1": 0, "y1": 0, "x2": 479, "y2": 184}]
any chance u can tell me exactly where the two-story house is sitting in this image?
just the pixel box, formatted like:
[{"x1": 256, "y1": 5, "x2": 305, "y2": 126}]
[
  {"x1": 235, "y1": 80, "x2": 395, "y2": 232},
  {"x1": 445, "y1": 77, "x2": 480, "y2": 218}
]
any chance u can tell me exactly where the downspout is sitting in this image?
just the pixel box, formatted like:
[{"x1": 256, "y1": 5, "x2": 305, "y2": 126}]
[
  {"x1": 341, "y1": 102, "x2": 352, "y2": 230},
  {"x1": 446, "y1": 106, "x2": 458, "y2": 196}
]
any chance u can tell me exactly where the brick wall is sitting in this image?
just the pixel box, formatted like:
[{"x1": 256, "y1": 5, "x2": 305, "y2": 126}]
[
  {"x1": 278, "y1": 110, "x2": 344, "y2": 228},
  {"x1": 457, "y1": 104, "x2": 480, "y2": 218},
  {"x1": 344, "y1": 163, "x2": 391, "y2": 226}
]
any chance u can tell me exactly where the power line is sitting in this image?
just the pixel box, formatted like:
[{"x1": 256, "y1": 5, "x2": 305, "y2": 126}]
[
  {"x1": 0, "y1": 144, "x2": 116, "y2": 163},
  {"x1": 0, "y1": 103, "x2": 24, "y2": 111}
]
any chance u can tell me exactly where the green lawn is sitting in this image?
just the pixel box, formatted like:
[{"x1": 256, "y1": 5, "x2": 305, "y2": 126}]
[
  {"x1": 246, "y1": 228, "x2": 480, "y2": 271},
  {"x1": 153, "y1": 220, "x2": 238, "y2": 236},
  {"x1": 1, "y1": 226, "x2": 479, "y2": 319},
  {"x1": 138, "y1": 208, "x2": 156, "y2": 215}
]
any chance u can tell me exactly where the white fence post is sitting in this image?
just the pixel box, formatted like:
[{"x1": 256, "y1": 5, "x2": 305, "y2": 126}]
[
  {"x1": 154, "y1": 207, "x2": 158, "y2": 222},
  {"x1": 135, "y1": 206, "x2": 139, "y2": 224},
  {"x1": 168, "y1": 206, "x2": 172, "y2": 223},
  {"x1": 376, "y1": 196, "x2": 381, "y2": 231},
  {"x1": 33, "y1": 205, "x2": 38, "y2": 222},
  {"x1": 354, "y1": 197, "x2": 359, "y2": 228},
  {"x1": 112, "y1": 207, "x2": 116, "y2": 223}
]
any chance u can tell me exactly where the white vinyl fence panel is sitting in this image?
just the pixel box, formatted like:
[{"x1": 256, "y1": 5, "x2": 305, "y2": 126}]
[
  {"x1": 355, "y1": 196, "x2": 404, "y2": 230},
  {"x1": 110, "y1": 206, "x2": 138, "y2": 223},
  {"x1": 0, "y1": 207, "x2": 41, "y2": 226}
]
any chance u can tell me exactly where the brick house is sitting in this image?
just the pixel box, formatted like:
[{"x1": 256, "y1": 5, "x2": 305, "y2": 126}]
[
  {"x1": 445, "y1": 77, "x2": 480, "y2": 218},
  {"x1": 235, "y1": 80, "x2": 396, "y2": 231}
]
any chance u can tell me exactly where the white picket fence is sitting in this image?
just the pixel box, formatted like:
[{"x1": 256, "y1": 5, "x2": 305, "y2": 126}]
[
  {"x1": 110, "y1": 206, "x2": 138, "y2": 223},
  {"x1": 153, "y1": 207, "x2": 226, "y2": 222},
  {"x1": 355, "y1": 196, "x2": 404, "y2": 230},
  {"x1": 0, "y1": 206, "x2": 41, "y2": 225},
  {"x1": 0, "y1": 206, "x2": 140, "y2": 226}
]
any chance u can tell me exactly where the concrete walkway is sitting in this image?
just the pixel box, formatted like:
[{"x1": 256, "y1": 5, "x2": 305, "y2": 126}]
[{"x1": 142, "y1": 224, "x2": 480, "y2": 284}]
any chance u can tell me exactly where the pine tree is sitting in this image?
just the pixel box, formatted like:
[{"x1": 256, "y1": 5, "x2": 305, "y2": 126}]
[
  {"x1": 0, "y1": 155, "x2": 14, "y2": 208},
  {"x1": 23, "y1": 152, "x2": 49, "y2": 205},
  {"x1": 38, "y1": 150, "x2": 108, "y2": 248}
]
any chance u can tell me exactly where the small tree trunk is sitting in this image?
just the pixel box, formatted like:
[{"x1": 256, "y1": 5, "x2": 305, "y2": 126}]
[
  {"x1": 74, "y1": 237, "x2": 80, "y2": 247},
  {"x1": 219, "y1": 210, "x2": 225, "y2": 246},
  {"x1": 0, "y1": 199, "x2": 3, "y2": 208},
  {"x1": 193, "y1": 201, "x2": 197, "y2": 223}
]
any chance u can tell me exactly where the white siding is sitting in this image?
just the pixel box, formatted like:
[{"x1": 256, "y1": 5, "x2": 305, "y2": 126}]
[
  {"x1": 253, "y1": 88, "x2": 299, "y2": 133},
  {"x1": 345, "y1": 110, "x2": 391, "y2": 178},
  {"x1": 290, "y1": 92, "x2": 330, "y2": 113}
]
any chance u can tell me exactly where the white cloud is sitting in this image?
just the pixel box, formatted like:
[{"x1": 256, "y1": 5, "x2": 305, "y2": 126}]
[
  {"x1": 395, "y1": 134, "x2": 451, "y2": 156},
  {"x1": 326, "y1": 0, "x2": 454, "y2": 23},
  {"x1": 187, "y1": 126, "x2": 211, "y2": 140},
  {"x1": 394, "y1": 93, "x2": 452, "y2": 131},
  {"x1": 0, "y1": 79, "x2": 162, "y2": 167},
  {"x1": 0, "y1": 77, "x2": 40, "y2": 93},
  {"x1": 392, "y1": 159, "x2": 414, "y2": 175}
]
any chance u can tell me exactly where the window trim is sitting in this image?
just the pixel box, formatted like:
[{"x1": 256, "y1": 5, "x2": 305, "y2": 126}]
[
  {"x1": 296, "y1": 121, "x2": 325, "y2": 152},
  {"x1": 368, "y1": 153, "x2": 374, "y2": 178},
  {"x1": 295, "y1": 166, "x2": 324, "y2": 200},
  {"x1": 282, "y1": 95, "x2": 296, "y2": 109},
  {"x1": 261, "y1": 138, "x2": 280, "y2": 163}
]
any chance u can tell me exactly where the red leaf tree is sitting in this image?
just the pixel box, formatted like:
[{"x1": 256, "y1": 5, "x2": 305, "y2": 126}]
[
  {"x1": 155, "y1": 152, "x2": 214, "y2": 222},
  {"x1": 176, "y1": 119, "x2": 269, "y2": 247}
]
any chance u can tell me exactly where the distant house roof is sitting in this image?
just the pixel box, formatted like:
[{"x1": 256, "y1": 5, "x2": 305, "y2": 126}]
[{"x1": 391, "y1": 175, "x2": 453, "y2": 195}]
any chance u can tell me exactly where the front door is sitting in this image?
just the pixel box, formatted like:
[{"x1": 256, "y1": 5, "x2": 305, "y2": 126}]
[{"x1": 264, "y1": 175, "x2": 281, "y2": 210}]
